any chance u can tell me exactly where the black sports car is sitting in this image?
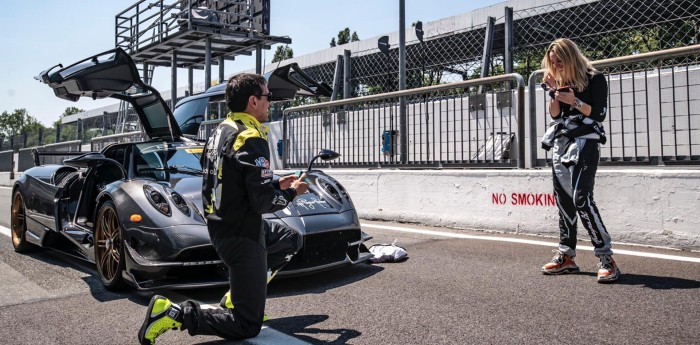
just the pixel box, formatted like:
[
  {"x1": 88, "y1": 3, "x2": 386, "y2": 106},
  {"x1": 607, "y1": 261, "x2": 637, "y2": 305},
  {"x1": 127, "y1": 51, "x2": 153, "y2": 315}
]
[{"x1": 11, "y1": 48, "x2": 372, "y2": 290}]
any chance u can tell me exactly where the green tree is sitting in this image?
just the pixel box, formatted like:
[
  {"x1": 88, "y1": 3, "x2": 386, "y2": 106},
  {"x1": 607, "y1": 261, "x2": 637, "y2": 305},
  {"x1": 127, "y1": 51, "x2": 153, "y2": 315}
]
[
  {"x1": 54, "y1": 106, "x2": 85, "y2": 127},
  {"x1": 0, "y1": 108, "x2": 39, "y2": 137},
  {"x1": 332, "y1": 28, "x2": 359, "y2": 46},
  {"x1": 62, "y1": 107, "x2": 84, "y2": 117},
  {"x1": 338, "y1": 28, "x2": 351, "y2": 45},
  {"x1": 271, "y1": 45, "x2": 293, "y2": 63}
]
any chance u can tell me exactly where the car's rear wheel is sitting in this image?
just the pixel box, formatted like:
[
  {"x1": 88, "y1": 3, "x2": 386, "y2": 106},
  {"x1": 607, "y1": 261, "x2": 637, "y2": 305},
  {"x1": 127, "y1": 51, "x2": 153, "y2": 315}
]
[
  {"x1": 95, "y1": 200, "x2": 127, "y2": 291},
  {"x1": 11, "y1": 191, "x2": 34, "y2": 253}
]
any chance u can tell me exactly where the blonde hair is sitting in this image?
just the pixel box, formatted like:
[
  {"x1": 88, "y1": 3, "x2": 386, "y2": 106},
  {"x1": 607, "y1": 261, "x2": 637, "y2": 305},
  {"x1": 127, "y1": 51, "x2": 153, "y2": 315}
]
[{"x1": 541, "y1": 38, "x2": 596, "y2": 92}]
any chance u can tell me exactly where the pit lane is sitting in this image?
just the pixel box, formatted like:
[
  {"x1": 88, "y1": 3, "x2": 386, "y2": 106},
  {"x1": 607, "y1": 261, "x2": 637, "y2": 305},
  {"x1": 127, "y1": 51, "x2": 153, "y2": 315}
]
[{"x1": 1, "y1": 186, "x2": 699, "y2": 344}]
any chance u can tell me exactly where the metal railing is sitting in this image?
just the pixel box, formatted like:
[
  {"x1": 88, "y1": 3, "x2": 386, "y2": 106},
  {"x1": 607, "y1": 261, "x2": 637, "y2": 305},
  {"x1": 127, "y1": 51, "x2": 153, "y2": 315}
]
[
  {"x1": 197, "y1": 118, "x2": 224, "y2": 140},
  {"x1": 282, "y1": 74, "x2": 526, "y2": 169},
  {"x1": 528, "y1": 44, "x2": 700, "y2": 167},
  {"x1": 116, "y1": 0, "x2": 268, "y2": 54},
  {"x1": 0, "y1": 150, "x2": 13, "y2": 175},
  {"x1": 90, "y1": 131, "x2": 145, "y2": 152}
]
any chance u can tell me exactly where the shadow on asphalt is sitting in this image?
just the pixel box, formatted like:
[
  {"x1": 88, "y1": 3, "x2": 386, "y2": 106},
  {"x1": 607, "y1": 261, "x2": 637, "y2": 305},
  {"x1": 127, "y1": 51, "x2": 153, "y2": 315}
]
[
  {"x1": 267, "y1": 263, "x2": 384, "y2": 298},
  {"x1": 187, "y1": 315, "x2": 361, "y2": 345},
  {"x1": 615, "y1": 273, "x2": 700, "y2": 289},
  {"x1": 14, "y1": 248, "x2": 132, "y2": 303},
  {"x1": 570, "y1": 271, "x2": 700, "y2": 289},
  {"x1": 267, "y1": 314, "x2": 361, "y2": 345}
]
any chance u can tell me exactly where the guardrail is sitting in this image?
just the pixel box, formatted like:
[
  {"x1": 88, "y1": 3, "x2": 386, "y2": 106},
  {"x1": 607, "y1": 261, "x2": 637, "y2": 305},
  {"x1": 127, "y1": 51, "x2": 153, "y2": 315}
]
[
  {"x1": 197, "y1": 118, "x2": 224, "y2": 141},
  {"x1": 528, "y1": 44, "x2": 700, "y2": 167},
  {"x1": 282, "y1": 74, "x2": 526, "y2": 169},
  {"x1": 0, "y1": 150, "x2": 13, "y2": 178},
  {"x1": 90, "y1": 131, "x2": 145, "y2": 151}
]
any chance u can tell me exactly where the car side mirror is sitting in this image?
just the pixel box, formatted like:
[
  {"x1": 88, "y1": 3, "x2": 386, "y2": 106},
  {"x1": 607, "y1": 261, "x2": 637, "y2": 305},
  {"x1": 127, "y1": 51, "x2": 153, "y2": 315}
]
[{"x1": 307, "y1": 149, "x2": 341, "y2": 171}]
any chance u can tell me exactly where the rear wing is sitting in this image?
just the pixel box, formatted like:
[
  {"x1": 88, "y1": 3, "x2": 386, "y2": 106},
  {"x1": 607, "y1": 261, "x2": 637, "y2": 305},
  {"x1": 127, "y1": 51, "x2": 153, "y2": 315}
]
[
  {"x1": 264, "y1": 62, "x2": 333, "y2": 100},
  {"x1": 30, "y1": 149, "x2": 97, "y2": 167}
]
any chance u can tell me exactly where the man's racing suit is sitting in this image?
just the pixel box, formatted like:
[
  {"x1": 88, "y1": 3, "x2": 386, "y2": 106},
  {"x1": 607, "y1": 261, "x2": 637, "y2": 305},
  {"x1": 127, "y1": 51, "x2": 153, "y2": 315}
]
[{"x1": 179, "y1": 112, "x2": 302, "y2": 340}]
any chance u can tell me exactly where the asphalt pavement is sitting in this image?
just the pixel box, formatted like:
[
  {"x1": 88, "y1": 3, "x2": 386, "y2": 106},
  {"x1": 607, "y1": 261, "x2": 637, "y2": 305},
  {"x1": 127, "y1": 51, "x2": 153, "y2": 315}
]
[{"x1": 1, "y1": 185, "x2": 699, "y2": 344}]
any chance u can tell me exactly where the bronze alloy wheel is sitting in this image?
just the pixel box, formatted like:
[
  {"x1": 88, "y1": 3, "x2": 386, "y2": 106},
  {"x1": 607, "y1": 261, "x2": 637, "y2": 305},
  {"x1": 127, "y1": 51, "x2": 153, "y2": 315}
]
[
  {"x1": 95, "y1": 201, "x2": 126, "y2": 290},
  {"x1": 11, "y1": 191, "x2": 33, "y2": 252}
]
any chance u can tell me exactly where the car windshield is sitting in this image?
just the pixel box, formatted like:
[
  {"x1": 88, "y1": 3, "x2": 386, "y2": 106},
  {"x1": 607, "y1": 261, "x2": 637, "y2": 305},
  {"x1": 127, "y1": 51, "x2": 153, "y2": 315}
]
[
  {"x1": 173, "y1": 97, "x2": 208, "y2": 136},
  {"x1": 133, "y1": 142, "x2": 203, "y2": 180}
]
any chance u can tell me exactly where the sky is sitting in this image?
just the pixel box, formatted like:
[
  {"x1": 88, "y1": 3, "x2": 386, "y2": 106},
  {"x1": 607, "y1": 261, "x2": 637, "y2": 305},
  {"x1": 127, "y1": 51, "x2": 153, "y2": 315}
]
[{"x1": 0, "y1": 0, "x2": 504, "y2": 126}]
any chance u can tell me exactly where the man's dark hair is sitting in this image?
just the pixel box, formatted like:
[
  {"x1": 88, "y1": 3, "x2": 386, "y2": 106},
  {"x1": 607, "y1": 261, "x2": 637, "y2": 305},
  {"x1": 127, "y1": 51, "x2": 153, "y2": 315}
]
[{"x1": 225, "y1": 73, "x2": 266, "y2": 113}]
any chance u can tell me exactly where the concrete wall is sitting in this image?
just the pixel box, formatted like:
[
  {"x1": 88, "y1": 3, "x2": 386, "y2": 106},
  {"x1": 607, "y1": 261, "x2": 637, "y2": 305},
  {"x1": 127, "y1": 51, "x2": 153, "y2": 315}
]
[
  {"x1": 313, "y1": 169, "x2": 700, "y2": 251},
  {"x1": 3, "y1": 143, "x2": 699, "y2": 250}
]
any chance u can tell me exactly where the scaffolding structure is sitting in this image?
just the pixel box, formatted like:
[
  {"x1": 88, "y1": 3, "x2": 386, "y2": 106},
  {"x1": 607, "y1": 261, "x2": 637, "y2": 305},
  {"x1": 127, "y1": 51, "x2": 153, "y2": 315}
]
[{"x1": 112, "y1": 0, "x2": 290, "y2": 132}]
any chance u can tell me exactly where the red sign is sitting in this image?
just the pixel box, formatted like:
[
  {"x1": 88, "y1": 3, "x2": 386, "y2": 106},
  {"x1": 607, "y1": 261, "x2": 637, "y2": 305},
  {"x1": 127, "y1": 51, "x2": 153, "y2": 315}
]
[{"x1": 492, "y1": 193, "x2": 555, "y2": 206}]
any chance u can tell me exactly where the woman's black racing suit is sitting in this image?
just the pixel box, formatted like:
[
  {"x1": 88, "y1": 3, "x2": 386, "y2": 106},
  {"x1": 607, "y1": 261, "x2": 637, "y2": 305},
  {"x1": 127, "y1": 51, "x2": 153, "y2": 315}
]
[{"x1": 542, "y1": 71, "x2": 613, "y2": 258}]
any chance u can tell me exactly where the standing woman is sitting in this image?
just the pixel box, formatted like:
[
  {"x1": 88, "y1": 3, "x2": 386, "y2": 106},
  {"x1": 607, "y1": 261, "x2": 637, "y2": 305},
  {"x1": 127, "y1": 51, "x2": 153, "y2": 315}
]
[{"x1": 539, "y1": 38, "x2": 620, "y2": 283}]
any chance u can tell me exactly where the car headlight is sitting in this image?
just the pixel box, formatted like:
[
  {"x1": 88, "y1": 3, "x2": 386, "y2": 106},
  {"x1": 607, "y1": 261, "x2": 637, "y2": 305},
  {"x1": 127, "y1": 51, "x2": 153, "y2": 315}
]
[
  {"x1": 144, "y1": 185, "x2": 171, "y2": 216},
  {"x1": 169, "y1": 190, "x2": 191, "y2": 216}
]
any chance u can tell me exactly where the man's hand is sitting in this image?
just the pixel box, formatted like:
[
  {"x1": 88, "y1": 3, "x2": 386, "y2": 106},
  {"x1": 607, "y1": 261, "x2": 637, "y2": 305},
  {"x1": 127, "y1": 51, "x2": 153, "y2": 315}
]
[
  {"x1": 290, "y1": 173, "x2": 309, "y2": 196},
  {"x1": 278, "y1": 174, "x2": 298, "y2": 190}
]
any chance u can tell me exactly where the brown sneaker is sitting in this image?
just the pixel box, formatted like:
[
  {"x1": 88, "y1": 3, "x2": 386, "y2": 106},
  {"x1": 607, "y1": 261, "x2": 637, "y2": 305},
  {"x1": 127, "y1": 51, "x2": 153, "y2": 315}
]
[
  {"x1": 597, "y1": 255, "x2": 621, "y2": 283},
  {"x1": 541, "y1": 251, "x2": 580, "y2": 274}
]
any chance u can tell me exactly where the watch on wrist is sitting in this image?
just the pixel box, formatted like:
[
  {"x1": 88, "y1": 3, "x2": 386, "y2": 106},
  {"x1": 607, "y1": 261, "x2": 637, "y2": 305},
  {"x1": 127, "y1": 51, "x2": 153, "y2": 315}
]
[{"x1": 573, "y1": 98, "x2": 584, "y2": 110}]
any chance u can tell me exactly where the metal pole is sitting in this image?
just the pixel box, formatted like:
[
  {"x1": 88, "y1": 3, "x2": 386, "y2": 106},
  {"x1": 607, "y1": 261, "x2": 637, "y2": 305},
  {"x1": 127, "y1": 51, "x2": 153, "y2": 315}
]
[
  {"x1": 219, "y1": 56, "x2": 226, "y2": 117},
  {"x1": 143, "y1": 62, "x2": 150, "y2": 85},
  {"x1": 205, "y1": 37, "x2": 212, "y2": 92},
  {"x1": 343, "y1": 49, "x2": 351, "y2": 99},
  {"x1": 188, "y1": 66, "x2": 193, "y2": 97},
  {"x1": 527, "y1": 72, "x2": 539, "y2": 169},
  {"x1": 517, "y1": 83, "x2": 525, "y2": 169},
  {"x1": 102, "y1": 111, "x2": 109, "y2": 136},
  {"x1": 77, "y1": 119, "x2": 83, "y2": 142},
  {"x1": 256, "y1": 45, "x2": 262, "y2": 74},
  {"x1": 479, "y1": 16, "x2": 496, "y2": 94},
  {"x1": 399, "y1": 0, "x2": 406, "y2": 92},
  {"x1": 171, "y1": 51, "x2": 177, "y2": 110},
  {"x1": 331, "y1": 55, "x2": 343, "y2": 101},
  {"x1": 398, "y1": 0, "x2": 408, "y2": 163},
  {"x1": 505, "y1": 7, "x2": 513, "y2": 88}
]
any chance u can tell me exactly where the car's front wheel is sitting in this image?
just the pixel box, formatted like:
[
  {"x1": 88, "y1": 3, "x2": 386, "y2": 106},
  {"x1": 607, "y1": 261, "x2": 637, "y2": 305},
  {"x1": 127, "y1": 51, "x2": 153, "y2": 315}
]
[
  {"x1": 11, "y1": 190, "x2": 34, "y2": 253},
  {"x1": 95, "y1": 200, "x2": 127, "y2": 291}
]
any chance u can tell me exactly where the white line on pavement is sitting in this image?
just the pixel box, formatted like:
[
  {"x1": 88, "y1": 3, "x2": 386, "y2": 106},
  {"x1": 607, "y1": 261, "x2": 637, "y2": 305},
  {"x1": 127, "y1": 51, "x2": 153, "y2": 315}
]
[
  {"x1": 2, "y1": 223, "x2": 697, "y2": 264},
  {"x1": 0, "y1": 226, "x2": 9, "y2": 238},
  {"x1": 361, "y1": 222, "x2": 700, "y2": 264},
  {"x1": 188, "y1": 303, "x2": 312, "y2": 345}
]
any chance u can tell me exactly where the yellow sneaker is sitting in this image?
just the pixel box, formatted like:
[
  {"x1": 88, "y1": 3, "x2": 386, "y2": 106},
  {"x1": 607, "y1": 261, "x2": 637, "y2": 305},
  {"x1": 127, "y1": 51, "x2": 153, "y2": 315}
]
[
  {"x1": 137, "y1": 295, "x2": 182, "y2": 345},
  {"x1": 219, "y1": 291, "x2": 269, "y2": 322}
]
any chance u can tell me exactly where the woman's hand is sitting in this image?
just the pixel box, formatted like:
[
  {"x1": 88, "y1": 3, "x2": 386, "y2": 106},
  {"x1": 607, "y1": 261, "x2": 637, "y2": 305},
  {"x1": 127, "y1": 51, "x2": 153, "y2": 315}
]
[
  {"x1": 555, "y1": 89, "x2": 576, "y2": 105},
  {"x1": 543, "y1": 72, "x2": 557, "y2": 90}
]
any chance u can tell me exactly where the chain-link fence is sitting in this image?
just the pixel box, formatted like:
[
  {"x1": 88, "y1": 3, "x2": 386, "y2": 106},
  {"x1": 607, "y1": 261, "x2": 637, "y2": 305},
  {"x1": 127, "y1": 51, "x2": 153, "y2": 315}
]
[
  {"x1": 512, "y1": 0, "x2": 700, "y2": 76},
  {"x1": 300, "y1": 0, "x2": 699, "y2": 99}
]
